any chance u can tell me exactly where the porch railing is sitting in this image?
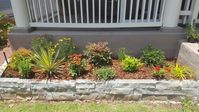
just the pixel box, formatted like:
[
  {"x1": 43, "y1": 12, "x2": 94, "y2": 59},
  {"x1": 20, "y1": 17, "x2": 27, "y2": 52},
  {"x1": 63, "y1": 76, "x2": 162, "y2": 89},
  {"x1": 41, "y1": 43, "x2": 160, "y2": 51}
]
[
  {"x1": 25, "y1": 0, "x2": 166, "y2": 28},
  {"x1": 179, "y1": 0, "x2": 199, "y2": 24}
]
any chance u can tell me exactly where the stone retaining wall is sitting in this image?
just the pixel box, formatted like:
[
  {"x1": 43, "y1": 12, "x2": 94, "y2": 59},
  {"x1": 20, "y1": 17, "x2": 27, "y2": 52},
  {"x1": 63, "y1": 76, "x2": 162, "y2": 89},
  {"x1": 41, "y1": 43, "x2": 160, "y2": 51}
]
[{"x1": 0, "y1": 78, "x2": 199, "y2": 102}]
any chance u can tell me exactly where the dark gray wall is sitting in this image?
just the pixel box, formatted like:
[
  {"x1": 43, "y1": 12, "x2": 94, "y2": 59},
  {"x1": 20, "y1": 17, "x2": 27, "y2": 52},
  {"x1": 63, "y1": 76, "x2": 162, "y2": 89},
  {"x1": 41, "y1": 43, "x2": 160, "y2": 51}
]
[{"x1": 9, "y1": 27, "x2": 185, "y2": 59}]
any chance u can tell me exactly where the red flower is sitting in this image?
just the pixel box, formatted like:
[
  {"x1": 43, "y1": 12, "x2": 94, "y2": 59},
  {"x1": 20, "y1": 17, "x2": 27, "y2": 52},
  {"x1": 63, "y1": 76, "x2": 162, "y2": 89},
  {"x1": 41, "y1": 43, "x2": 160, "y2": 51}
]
[
  {"x1": 154, "y1": 65, "x2": 161, "y2": 71},
  {"x1": 164, "y1": 67, "x2": 171, "y2": 72}
]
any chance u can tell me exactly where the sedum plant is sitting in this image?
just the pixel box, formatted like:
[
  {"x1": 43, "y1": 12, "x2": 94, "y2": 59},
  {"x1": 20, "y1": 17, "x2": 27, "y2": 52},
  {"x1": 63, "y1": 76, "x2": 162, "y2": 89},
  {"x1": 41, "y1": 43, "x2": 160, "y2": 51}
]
[
  {"x1": 140, "y1": 45, "x2": 165, "y2": 66},
  {"x1": 171, "y1": 64, "x2": 194, "y2": 80},
  {"x1": 121, "y1": 55, "x2": 143, "y2": 72},
  {"x1": 94, "y1": 67, "x2": 116, "y2": 80},
  {"x1": 84, "y1": 42, "x2": 112, "y2": 67},
  {"x1": 33, "y1": 48, "x2": 63, "y2": 79}
]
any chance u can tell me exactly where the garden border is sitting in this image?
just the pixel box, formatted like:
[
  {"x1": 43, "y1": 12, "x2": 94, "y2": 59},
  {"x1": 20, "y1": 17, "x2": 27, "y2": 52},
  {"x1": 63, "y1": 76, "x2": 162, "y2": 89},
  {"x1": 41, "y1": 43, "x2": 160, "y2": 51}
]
[
  {"x1": 0, "y1": 78, "x2": 199, "y2": 102},
  {"x1": 0, "y1": 61, "x2": 199, "y2": 102}
]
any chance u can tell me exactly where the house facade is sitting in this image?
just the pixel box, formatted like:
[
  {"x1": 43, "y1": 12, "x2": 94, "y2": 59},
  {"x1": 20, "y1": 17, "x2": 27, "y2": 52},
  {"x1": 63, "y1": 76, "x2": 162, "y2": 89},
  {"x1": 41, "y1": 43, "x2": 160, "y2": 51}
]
[{"x1": 9, "y1": 0, "x2": 199, "y2": 58}]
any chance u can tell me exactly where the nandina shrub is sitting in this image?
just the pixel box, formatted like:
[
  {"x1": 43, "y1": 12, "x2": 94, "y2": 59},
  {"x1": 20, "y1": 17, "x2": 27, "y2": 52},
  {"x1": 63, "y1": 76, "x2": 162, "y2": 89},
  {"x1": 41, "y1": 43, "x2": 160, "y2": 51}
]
[
  {"x1": 68, "y1": 54, "x2": 86, "y2": 78},
  {"x1": 84, "y1": 42, "x2": 112, "y2": 67},
  {"x1": 140, "y1": 45, "x2": 165, "y2": 66},
  {"x1": 0, "y1": 13, "x2": 14, "y2": 49},
  {"x1": 10, "y1": 48, "x2": 33, "y2": 70}
]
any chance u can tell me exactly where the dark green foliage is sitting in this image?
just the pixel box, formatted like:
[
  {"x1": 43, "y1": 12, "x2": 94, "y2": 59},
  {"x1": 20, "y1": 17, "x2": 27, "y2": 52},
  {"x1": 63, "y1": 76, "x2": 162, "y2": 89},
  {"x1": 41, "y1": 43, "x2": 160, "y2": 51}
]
[
  {"x1": 140, "y1": 45, "x2": 165, "y2": 66},
  {"x1": 55, "y1": 38, "x2": 75, "y2": 61}
]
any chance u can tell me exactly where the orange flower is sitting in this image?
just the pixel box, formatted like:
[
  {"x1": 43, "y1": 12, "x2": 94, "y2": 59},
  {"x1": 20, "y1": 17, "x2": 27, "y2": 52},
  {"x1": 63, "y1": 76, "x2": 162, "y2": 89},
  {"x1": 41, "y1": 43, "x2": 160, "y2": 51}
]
[
  {"x1": 154, "y1": 65, "x2": 161, "y2": 71},
  {"x1": 164, "y1": 67, "x2": 171, "y2": 72}
]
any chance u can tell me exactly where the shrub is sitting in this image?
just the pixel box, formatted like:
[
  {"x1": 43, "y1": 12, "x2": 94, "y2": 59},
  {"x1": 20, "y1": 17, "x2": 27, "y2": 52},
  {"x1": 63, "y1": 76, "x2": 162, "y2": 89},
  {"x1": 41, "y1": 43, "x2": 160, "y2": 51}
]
[
  {"x1": 31, "y1": 35, "x2": 54, "y2": 52},
  {"x1": 33, "y1": 48, "x2": 63, "y2": 80},
  {"x1": 186, "y1": 24, "x2": 199, "y2": 42},
  {"x1": 0, "y1": 13, "x2": 14, "y2": 49},
  {"x1": 10, "y1": 48, "x2": 32, "y2": 70},
  {"x1": 171, "y1": 64, "x2": 194, "y2": 80},
  {"x1": 18, "y1": 58, "x2": 32, "y2": 79},
  {"x1": 94, "y1": 67, "x2": 116, "y2": 80},
  {"x1": 121, "y1": 55, "x2": 143, "y2": 72},
  {"x1": 68, "y1": 54, "x2": 86, "y2": 78},
  {"x1": 140, "y1": 45, "x2": 165, "y2": 66},
  {"x1": 117, "y1": 48, "x2": 129, "y2": 61},
  {"x1": 55, "y1": 38, "x2": 75, "y2": 61},
  {"x1": 84, "y1": 42, "x2": 112, "y2": 66},
  {"x1": 152, "y1": 66, "x2": 165, "y2": 79}
]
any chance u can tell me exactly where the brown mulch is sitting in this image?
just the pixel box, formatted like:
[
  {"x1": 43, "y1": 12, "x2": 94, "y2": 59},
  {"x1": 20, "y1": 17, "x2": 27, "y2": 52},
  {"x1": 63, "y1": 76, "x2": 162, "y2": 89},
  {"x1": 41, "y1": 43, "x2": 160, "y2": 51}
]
[{"x1": 2, "y1": 59, "x2": 178, "y2": 80}]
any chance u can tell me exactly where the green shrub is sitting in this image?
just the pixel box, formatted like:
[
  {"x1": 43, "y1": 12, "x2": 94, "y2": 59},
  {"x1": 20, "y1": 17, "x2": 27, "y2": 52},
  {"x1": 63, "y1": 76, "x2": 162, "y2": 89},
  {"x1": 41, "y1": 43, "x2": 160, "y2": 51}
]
[
  {"x1": 171, "y1": 64, "x2": 194, "y2": 80},
  {"x1": 68, "y1": 54, "x2": 86, "y2": 78},
  {"x1": 186, "y1": 24, "x2": 199, "y2": 40},
  {"x1": 31, "y1": 35, "x2": 54, "y2": 52},
  {"x1": 121, "y1": 55, "x2": 143, "y2": 72},
  {"x1": 18, "y1": 58, "x2": 32, "y2": 79},
  {"x1": 0, "y1": 13, "x2": 14, "y2": 49},
  {"x1": 140, "y1": 45, "x2": 165, "y2": 66},
  {"x1": 33, "y1": 47, "x2": 63, "y2": 79},
  {"x1": 117, "y1": 48, "x2": 129, "y2": 61},
  {"x1": 55, "y1": 38, "x2": 76, "y2": 61},
  {"x1": 94, "y1": 67, "x2": 116, "y2": 80},
  {"x1": 10, "y1": 48, "x2": 32, "y2": 70},
  {"x1": 84, "y1": 42, "x2": 112, "y2": 67}
]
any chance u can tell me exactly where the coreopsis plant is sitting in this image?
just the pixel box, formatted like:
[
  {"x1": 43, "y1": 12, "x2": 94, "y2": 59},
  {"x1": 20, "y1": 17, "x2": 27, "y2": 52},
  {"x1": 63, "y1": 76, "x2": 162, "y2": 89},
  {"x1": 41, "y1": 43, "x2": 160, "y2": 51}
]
[
  {"x1": 152, "y1": 66, "x2": 172, "y2": 79},
  {"x1": 68, "y1": 54, "x2": 86, "y2": 78}
]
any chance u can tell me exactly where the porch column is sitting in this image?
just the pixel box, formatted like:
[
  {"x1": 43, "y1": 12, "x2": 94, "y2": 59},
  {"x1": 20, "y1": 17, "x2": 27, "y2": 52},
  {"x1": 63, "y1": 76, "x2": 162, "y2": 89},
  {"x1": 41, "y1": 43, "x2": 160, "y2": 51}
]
[
  {"x1": 163, "y1": 0, "x2": 182, "y2": 27},
  {"x1": 10, "y1": 0, "x2": 29, "y2": 28}
]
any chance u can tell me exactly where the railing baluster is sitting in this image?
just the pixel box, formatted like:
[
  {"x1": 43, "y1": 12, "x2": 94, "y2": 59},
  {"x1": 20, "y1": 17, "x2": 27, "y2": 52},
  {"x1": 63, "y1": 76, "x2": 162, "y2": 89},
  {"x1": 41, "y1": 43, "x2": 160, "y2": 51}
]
[
  {"x1": 183, "y1": 0, "x2": 191, "y2": 24},
  {"x1": 117, "y1": 0, "x2": 120, "y2": 23},
  {"x1": 105, "y1": 0, "x2": 107, "y2": 23},
  {"x1": 32, "y1": 0, "x2": 38, "y2": 22},
  {"x1": 141, "y1": 0, "x2": 146, "y2": 22},
  {"x1": 135, "y1": 0, "x2": 140, "y2": 22},
  {"x1": 38, "y1": 0, "x2": 43, "y2": 23},
  {"x1": 26, "y1": 0, "x2": 32, "y2": 22},
  {"x1": 99, "y1": 0, "x2": 101, "y2": 23},
  {"x1": 154, "y1": 0, "x2": 160, "y2": 22},
  {"x1": 56, "y1": 0, "x2": 60, "y2": 23},
  {"x1": 111, "y1": 0, "x2": 114, "y2": 23},
  {"x1": 61, "y1": 0, "x2": 66, "y2": 23},
  {"x1": 129, "y1": 0, "x2": 134, "y2": 22},
  {"x1": 68, "y1": 0, "x2": 72, "y2": 23},
  {"x1": 159, "y1": 0, "x2": 165, "y2": 22},
  {"x1": 147, "y1": 0, "x2": 152, "y2": 22},
  {"x1": 86, "y1": 0, "x2": 89, "y2": 23},
  {"x1": 80, "y1": 0, "x2": 84, "y2": 23},
  {"x1": 93, "y1": 0, "x2": 95, "y2": 23},
  {"x1": 50, "y1": 0, "x2": 55, "y2": 23},
  {"x1": 123, "y1": 0, "x2": 126, "y2": 22},
  {"x1": 44, "y1": 0, "x2": 49, "y2": 23},
  {"x1": 74, "y1": 0, "x2": 78, "y2": 23}
]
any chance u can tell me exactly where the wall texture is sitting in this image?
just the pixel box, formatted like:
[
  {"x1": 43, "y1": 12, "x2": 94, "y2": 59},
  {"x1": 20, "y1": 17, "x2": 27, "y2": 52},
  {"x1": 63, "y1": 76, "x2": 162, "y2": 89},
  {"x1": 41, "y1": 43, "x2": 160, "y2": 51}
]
[
  {"x1": 0, "y1": 78, "x2": 199, "y2": 102},
  {"x1": 9, "y1": 27, "x2": 185, "y2": 58}
]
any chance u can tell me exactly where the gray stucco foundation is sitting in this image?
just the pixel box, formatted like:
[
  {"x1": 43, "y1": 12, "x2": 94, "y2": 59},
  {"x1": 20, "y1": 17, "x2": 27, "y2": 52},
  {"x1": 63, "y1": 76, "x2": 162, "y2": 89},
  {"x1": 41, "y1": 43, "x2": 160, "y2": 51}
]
[
  {"x1": 0, "y1": 78, "x2": 199, "y2": 102},
  {"x1": 9, "y1": 27, "x2": 185, "y2": 58}
]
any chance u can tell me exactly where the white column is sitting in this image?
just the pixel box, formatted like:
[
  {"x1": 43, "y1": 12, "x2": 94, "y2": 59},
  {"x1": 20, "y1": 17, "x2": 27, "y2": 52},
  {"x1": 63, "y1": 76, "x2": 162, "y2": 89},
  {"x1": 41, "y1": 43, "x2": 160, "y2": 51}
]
[
  {"x1": 189, "y1": 0, "x2": 199, "y2": 24},
  {"x1": 10, "y1": 0, "x2": 30, "y2": 28},
  {"x1": 163, "y1": 0, "x2": 182, "y2": 27}
]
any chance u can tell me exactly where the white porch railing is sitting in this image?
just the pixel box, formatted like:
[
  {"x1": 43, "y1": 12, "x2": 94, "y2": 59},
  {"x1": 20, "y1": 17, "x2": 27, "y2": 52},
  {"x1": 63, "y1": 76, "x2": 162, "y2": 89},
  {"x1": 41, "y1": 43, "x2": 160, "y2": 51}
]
[
  {"x1": 25, "y1": 0, "x2": 166, "y2": 28},
  {"x1": 179, "y1": 0, "x2": 199, "y2": 24}
]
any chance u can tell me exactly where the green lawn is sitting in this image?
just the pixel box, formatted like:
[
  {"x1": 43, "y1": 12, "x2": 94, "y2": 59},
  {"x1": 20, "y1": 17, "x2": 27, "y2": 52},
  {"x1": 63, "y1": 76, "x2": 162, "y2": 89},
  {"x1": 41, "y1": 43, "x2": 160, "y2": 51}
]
[{"x1": 1, "y1": 101, "x2": 198, "y2": 112}]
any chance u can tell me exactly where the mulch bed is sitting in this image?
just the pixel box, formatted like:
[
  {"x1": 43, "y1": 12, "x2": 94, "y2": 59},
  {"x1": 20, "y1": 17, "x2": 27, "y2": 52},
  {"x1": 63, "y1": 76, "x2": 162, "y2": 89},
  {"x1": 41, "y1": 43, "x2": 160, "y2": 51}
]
[{"x1": 1, "y1": 59, "x2": 178, "y2": 80}]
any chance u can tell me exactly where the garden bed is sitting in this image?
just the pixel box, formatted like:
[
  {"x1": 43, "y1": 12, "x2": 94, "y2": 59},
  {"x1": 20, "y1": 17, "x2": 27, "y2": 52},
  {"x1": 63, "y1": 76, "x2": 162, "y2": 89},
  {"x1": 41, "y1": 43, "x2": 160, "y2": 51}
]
[{"x1": 2, "y1": 60, "x2": 179, "y2": 80}]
